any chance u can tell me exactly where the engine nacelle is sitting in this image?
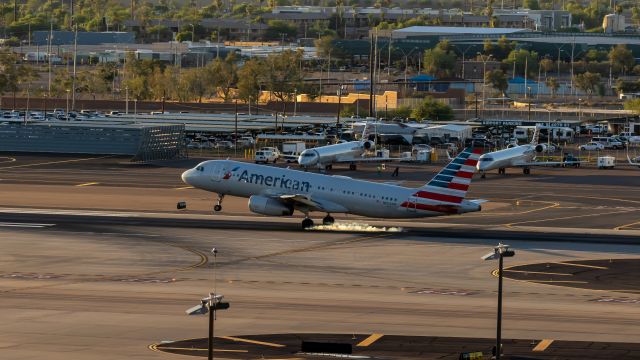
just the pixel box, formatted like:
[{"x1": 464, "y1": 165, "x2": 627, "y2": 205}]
[
  {"x1": 362, "y1": 140, "x2": 374, "y2": 150},
  {"x1": 535, "y1": 144, "x2": 548, "y2": 153},
  {"x1": 248, "y1": 195, "x2": 294, "y2": 216}
]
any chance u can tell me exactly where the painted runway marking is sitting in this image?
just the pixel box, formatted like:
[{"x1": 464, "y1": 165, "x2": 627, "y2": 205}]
[
  {"x1": 75, "y1": 182, "x2": 99, "y2": 187},
  {"x1": 590, "y1": 298, "x2": 640, "y2": 304},
  {"x1": 533, "y1": 339, "x2": 554, "y2": 352},
  {"x1": 175, "y1": 186, "x2": 194, "y2": 190},
  {"x1": 503, "y1": 269, "x2": 573, "y2": 276},
  {"x1": 554, "y1": 262, "x2": 608, "y2": 270},
  {"x1": 0, "y1": 156, "x2": 112, "y2": 170},
  {"x1": 219, "y1": 336, "x2": 286, "y2": 348},
  {"x1": 614, "y1": 220, "x2": 640, "y2": 231},
  {"x1": 357, "y1": 334, "x2": 384, "y2": 347},
  {"x1": 0, "y1": 222, "x2": 55, "y2": 228}
]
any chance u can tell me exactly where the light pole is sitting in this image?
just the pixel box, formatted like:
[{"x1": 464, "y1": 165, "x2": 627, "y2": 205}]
[
  {"x1": 125, "y1": 87, "x2": 129, "y2": 114},
  {"x1": 482, "y1": 242, "x2": 516, "y2": 360},
  {"x1": 185, "y1": 248, "x2": 230, "y2": 360},
  {"x1": 527, "y1": 86, "x2": 532, "y2": 121},
  {"x1": 578, "y1": 98, "x2": 582, "y2": 123},
  {"x1": 190, "y1": 24, "x2": 195, "y2": 43},
  {"x1": 336, "y1": 84, "x2": 345, "y2": 127},
  {"x1": 65, "y1": 89, "x2": 70, "y2": 120},
  {"x1": 478, "y1": 53, "x2": 493, "y2": 112}
]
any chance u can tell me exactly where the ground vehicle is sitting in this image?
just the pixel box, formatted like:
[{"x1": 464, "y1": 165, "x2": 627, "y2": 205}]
[
  {"x1": 215, "y1": 141, "x2": 234, "y2": 150},
  {"x1": 592, "y1": 137, "x2": 623, "y2": 149},
  {"x1": 579, "y1": 142, "x2": 605, "y2": 151},
  {"x1": 255, "y1": 150, "x2": 278, "y2": 163},
  {"x1": 562, "y1": 154, "x2": 581, "y2": 167},
  {"x1": 597, "y1": 156, "x2": 615, "y2": 169},
  {"x1": 260, "y1": 147, "x2": 281, "y2": 158},
  {"x1": 238, "y1": 136, "x2": 255, "y2": 147},
  {"x1": 282, "y1": 141, "x2": 305, "y2": 155},
  {"x1": 412, "y1": 144, "x2": 433, "y2": 153}
]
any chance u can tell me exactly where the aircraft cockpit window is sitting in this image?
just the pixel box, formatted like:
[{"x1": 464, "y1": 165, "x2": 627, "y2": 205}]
[
  {"x1": 303, "y1": 153, "x2": 315, "y2": 157},
  {"x1": 196, "y1": 166, "x2": 205, "y2": 171},
  {"x1": 479, "y1": 157, "x2": 493, "y2": 162}
]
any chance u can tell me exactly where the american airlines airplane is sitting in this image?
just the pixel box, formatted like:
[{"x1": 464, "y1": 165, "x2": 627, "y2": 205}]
[
  {"x1": 476, "y1": 129, "x2": 577, "y2": 177},
  {"x1": 181, "y1": 147, "x2": 484, "y2": 228},
  {"x1": 297, "y1": 123, "x2": 394, "y2": 170}
]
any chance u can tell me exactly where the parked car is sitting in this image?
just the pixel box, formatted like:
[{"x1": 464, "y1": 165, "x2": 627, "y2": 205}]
[
  {"x1": 592, "y1": 136, "x2": 624, "y2": 149},
  {"x1": 562, "y1": 154, "x2": 581, "y2": 168},
  {"x1": 412, "y1": 144, "x2": 433, "y2": 153},
  {"x1": 579, "y1": 142, "x2": 605, "y2": 151},
  {"x1": 214, "y1": 141, "x2": 234, "y2": 150},
  {"x1": 255, "y1": 150, "x2": 278, "y2": 164},
  {"x1": 259, "y1": 147, "x2": 281, "y2": 158}
]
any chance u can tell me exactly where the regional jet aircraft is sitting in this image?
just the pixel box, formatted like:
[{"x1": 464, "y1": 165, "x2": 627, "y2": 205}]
[
  {"x1": 297, "y1": 123, "x2": 397, "y2": 170},
  {"x1": 181, "y1": 147, "x2": 484, "y2": 228},
  {"x1": 476, "y1": 128, "x2": 579, "y2": 177}
]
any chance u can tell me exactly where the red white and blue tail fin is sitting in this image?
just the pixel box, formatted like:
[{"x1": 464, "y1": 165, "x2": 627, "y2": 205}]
[{"x1": 412, "y1": 147, "x2": 482, "y2": 204}]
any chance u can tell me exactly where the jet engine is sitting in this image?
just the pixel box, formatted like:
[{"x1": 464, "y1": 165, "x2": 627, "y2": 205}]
[
  {"x1": 362, "y1": 140, "x2": 374, "y2": 150},
  {"x1": 535, "y1": 144, "x2": 548, "y2": 153},
  {"x1": 248, "y1": 195, "x2": 294, "y2": 216}
]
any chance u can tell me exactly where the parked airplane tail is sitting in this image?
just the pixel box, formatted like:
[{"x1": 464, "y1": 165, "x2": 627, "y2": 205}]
[
  {"x1": 413, "y1": 147, "x2": 482, "y2": 204},
  {"x1": 530, "y1": 127, "x2": 540, "y2": 145}
]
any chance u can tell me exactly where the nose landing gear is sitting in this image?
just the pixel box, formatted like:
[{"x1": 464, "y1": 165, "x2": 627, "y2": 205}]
[{"x1": 213, "y1": 194, "x2": 225, "y2": 212}]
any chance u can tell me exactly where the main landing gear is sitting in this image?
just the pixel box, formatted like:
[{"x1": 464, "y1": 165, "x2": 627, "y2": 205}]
[
  {"x1": 302, "y1": 217, "x2": 314, "y2": 229},
  {"x1": 498, "y1": 167, "x2": 506, "y2": 175},
  {"x1": 213, "y1": 194, "x2": 224, "y2": 212},
  {"x1": 322, "y1": 214, "x2": 335, "y2": 225},
  {"x1": 522, "y1": 167, "x2": 531, "y2": 175},
  {"x1": 302, "y1": 214, "x2": 335, "y2": 229}
]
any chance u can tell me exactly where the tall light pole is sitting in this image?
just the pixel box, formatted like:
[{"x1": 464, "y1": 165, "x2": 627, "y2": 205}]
[
  {"x1": 336, "y1": 84, "x2": 344, "y2": 127},
  {"x1": 190, "y1": 24, "x2": 195, "y2": 43},
  {"x1": 482, "y1": 242, "x2": 515, "y2": 360},
  {"x1": 185, "y1": 248, "x2": 230, "y2": 360},
  {"x1": 478, "y1": 53, "x2": 493, "y2": 116},
  {"x1": 65, "y1": 89, "x2": 70, "y2": 119}
]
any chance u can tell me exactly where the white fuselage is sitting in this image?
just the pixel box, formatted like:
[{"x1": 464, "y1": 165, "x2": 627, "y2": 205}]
[
  {"x1": 298, "y1": 141, "x2": 366, "y2": 168},
  {"x1": 477, "y1": 145, "x2": 536, "y2": 172},
  {"x1": 182, "y1": 160, "x2": 480, "y2": 218}
]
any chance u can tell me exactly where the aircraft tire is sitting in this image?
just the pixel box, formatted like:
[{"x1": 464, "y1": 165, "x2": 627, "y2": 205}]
[
  {"x1": 302, "y1": 218, "x2": 314, "y2": 229},
  {"x1": 214, "y1": 204, "x2": 222, "y2": 212},
  {"x1": 349, "y1": 164, "x2": 356, "y2": 171},
  {"x1": 322, "y1": 215, "x2": 335, "y2": 225}
]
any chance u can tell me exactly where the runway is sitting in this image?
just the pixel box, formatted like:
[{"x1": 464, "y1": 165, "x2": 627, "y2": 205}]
[{"x1": 1, "y1": 154, "x2": 640, "y2": 359}]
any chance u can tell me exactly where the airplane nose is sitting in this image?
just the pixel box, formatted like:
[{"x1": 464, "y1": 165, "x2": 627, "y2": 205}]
[{"x1": 181, "y1": 169, "x2": 193, "y2": 185}]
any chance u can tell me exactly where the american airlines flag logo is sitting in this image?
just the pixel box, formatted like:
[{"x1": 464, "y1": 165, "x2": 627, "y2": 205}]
[{"x1": 223, "y1": 167, "x2": 239, "y2": 180}]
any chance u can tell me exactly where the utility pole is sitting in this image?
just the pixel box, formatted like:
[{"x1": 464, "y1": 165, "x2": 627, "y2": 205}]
[
  {"x1": 368, "y1": 34, "x2": 374, "y2": 117},
  {"x1": 72, "y1": 24, "x2": 77, "y2": 110},
  {"x1": 234, "y1": 99, "x2": 238, "y2": 157}
]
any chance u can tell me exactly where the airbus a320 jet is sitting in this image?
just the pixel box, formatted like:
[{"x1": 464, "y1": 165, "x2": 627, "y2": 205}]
[{"x1": 181, "y1": 147, "x2": 484, "y2": 228}]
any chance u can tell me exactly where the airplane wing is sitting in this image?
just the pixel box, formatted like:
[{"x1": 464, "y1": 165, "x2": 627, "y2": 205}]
[
  {"x1": 627, "y1": 155, "x2": 640, "y2": 167},
  {"x1": 513, "y1": 159, "x2": 587, "y2": 167},
  {"x1": 333, "y1": 156, "x2": 404, "y2": 163},
  {"x1": 279, "y1": 194, "x2": 349, "y2": 213}
]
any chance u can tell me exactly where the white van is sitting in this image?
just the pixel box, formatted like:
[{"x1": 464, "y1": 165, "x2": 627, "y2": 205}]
[
  {"x1": 255, "y1": 150, "x2": 278, "y2": 164},
  {"x1": 592, "y1": 136, "x2": 623, "y2": 149}
]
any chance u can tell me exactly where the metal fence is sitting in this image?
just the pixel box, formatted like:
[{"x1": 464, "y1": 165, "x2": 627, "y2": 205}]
[{"x1": 0, "y1": 121, "x2": 186, "y2": 162}]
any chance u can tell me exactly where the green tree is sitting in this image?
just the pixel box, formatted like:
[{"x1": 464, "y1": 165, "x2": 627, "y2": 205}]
[
  {"x1": 210, "y1": 52, "x2": 238, "y2": 103},
  {"x1": 423, "y1": 40, "x2": 457, "y2": 78},
  {"x1": 485, "y1": 69, "x2": 508, "y2": 94},
  {"x1": 483, "y1": 35, "x2": 515, "y2": 61},
  {"x1": 574, "y1": 71, "x2": 601, "y2": 98},
  {"x1": 545, "y1": 77, "x2": 559, "y2": 96},
  {"x1": 264, "y1": 50, "x2": 304, "y2": 107},
  {"x1": 264, "y1": 20, "x2": 297, "y2": 40},
  {"x1": 523, "y1": 0, "x2": 540, "y2": 10},
  {"x1": 504, "y1": 49, "x2": 539, "y2": 78},
  {"x1": 237, "y1": 58, "x2": 267, "y2": 106},
  {"x1": 411, "y1": 97, "x2": 453, "y2": 121},
  {"x1": 539, "y1": 58, "x2": 554, "y2": 77},
  {"x1": 609, "y1": 44, "x2": 635, "y2": 76},
  {"x1": 624, "y1": 99, "x2": 640, "y2": 114}
]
